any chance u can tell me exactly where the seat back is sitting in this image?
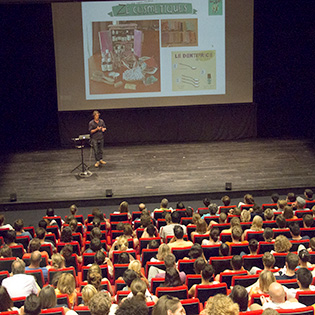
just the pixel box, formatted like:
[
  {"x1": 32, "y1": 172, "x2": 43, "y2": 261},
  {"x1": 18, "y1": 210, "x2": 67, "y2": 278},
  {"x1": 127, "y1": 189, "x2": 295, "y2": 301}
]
[
  {"x1": 261, "y1": 203, "x2": 278, "y2": 210},
  {"x1": 243, "y1": 254, "x2": 264, "y2": 271},
  {"x1": 113, "y1": 263, "x2": 129, "y2": 280},
  {"x1": 296, "y1": 291, "x2": 315, "y2": 306},
  {"x1": 202, "y1": 245, "x2": 220, "y2": 260},
  {"x1": 0, "y1": 270, "x2": 9, "y2": 285},
  {"x1": 181, "y1": 217, "x2": 193, "y2": 226},
  {"x1": 56, "y1": 294, "x2": 70, "y2": 308},
  {"x1": 40, "y1": 308, "x2": 65, "y2": 315},
  {"x1": 156, "y1": 285, "x2": 188, "y2": 300},
  {"x1": 116, "y1": 290, "x2": 131, "y2": 303},
  {"x1": 220, "y1": 233, "x2": 232, "y2": 243},
  {"x1": 273, "y1": 228, "x2": 292, "y2": 239},
  {"x1": 43, "y1": 216, "x2": 62, "y2": 228},
  {"x1": 141, "y1": 248, "x2": 158, "y2": 267},
  {"x1": 193, "y1": 234, "x2": 210, "y2": 245},
  {"x1": 263, "y1": 220, "x2": 277, "y2": 229},
  {"x1": 40, "y1": 243, "x2": 53, "y2": 257},
  {"x1": 290, "y1": 240, "x2": 310, "y2": 252},
  {"x1": 25, "y1": 269, "x2": 45, "y2": 288},
  {"x1": 273, "y1": 253, "x2": 288, "y2": 268},
  {"x1": 178, "y1": 259, "x2": 196, "y2": 275},
  {"x1": 231, "y1": 274, "x2": 259, "y2": 287},
  {"x1": 301, "y1": 228, "x2": 315, "y2": 239},
  {"x1": 219, "y1": 206, "x2": 237, "y2": 214},
  {"x1": 219, "y1": 271, "x2": 248, "y2": 288},
  {"x1": 186, "y1": 274, "x2": 202, "y2": 289},
  {"x1": 277, "y1": 279, "x2": 299, "y2": 289},
  {"x1": 81, "y1": 264, "x2": 108, "y2": 282},
  {"x1": 146, "y1": 261, "x2": 165, "y2": 277},
  {"x1": 258, "y1": 241, "x2": 274, "y2": 254},
  {"x1": 57, "y1": 242, "x2": 80, "y2": 255},
  {"x1": 65, "y1": 254, "x2": 79, "y2": 272},
  {"x1": 16, "y1": 235, "x2": 30, "y2": 250},
  {"x1": 151, "y1": 277, "x2": 165, "y2": 295},
  {"x1": 230, "y1": 243, "x2": 250, "y2": 256},
  {"x1": 82, "y1": 253, "x2": 96, "y2": 266},
  {"x1": 48, "y1": 267, "x2": 76, "y2": 285},
  {"x1": 246, "y1": 231, "x2": 264, "y2": 242},
  {"x1": 139, "y1": 237, "x2": 161, "y2": 253},
  {"x1": 12, "y1": 296, "x2": 26, "y2": 308},
  {"x1": 131, "y1": 211, "x2": 142, "y2": 221},
  {"x1": 195, "y1": 283, "x2": 227, "y2": 305},
  {"x1": 73, "y1": 306, "x2": 91, "y2": 315},
  {"x1": 115, "y1": 279, "x2": 126, "y2": 292},
  {"x1": 276, "y1": 306, "x2": 315, "y2": 315},
  {"x1": 153, "y1": 210, "x2": 171, "y2": 220},
  {"x1": 171, "y1": 246, "x2": 192, "y2": 261},
  {"x1": 113, "y1": 250, "x2": 136, "y2": 264},
  {"x1": 110, "y1": 213, "x2": 129, "y2": 222},
  {"x1": 209, "y1": 256, "x2": 233, "y2": 275},
  {"x1": 0, "y1": 257, "x2": 16, "y2": 273},
  {"x1": 181, "y1": 298, "x2": 202, "y2": 315},
  {"x1": 9, "y1": 245, "x2": 24, "y2": 258},
  {"x1": 46, "y1": 225, "x2": 60, "y2": 240}
]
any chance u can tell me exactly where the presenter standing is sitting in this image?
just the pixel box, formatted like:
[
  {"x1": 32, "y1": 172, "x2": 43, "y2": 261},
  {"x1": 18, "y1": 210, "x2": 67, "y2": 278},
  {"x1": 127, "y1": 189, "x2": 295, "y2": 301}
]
[{"x1": 89, "y1": 110, "x2": 107, "y2": 167}]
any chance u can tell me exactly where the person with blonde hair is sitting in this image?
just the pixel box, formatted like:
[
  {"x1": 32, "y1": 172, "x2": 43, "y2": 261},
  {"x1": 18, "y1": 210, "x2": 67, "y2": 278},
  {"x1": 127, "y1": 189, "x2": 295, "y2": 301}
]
[
  {"x1": 152, "y1": 295, "x2": 186, "y2": 315},
  {"x1": 109, "y1": 235, "x2": 131, "y2": 260},
  {"x1": 201, "y1": 294, "x2": 239, "y2": 315},
  {"x1": 191, "y1": 219, "x2": 209, "y2": 241},
  {"x1": 87, "y1": 263, "x2": 113, "y2": 295},
  {"x1": 81, "y1": 284, "x2": 97, "y2": 306},
  {"x1": 128, "y1": 260, "x2": 149, "y2": 287},
  {"x1": 240, "y1": 210, "x2": 251, "y2": 222},
  {"x1": 242, "y1": 215, "x2": 264, "y2": 241},
  {"x1": 51, "y1": 253, "x2": 66, "y2": 269},
  {"x1": 249, "y1": 270, "x2": 276, "y2": 297},
  {"x1": 115, "y1": 201, "x2": 131, "y2": 220},
  {"x1": 55, "y1": 272, "x2": 77, "y2": 308},
  {"x1": 273, "y1": 235, "x2": 292, "y2": 253}
]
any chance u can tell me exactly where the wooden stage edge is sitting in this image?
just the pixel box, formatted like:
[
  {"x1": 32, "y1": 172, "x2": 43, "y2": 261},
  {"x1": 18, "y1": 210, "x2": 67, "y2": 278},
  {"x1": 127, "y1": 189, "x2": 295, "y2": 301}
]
[{"x1": 0, "y1": 138, "x2": 314, "y2": 211}]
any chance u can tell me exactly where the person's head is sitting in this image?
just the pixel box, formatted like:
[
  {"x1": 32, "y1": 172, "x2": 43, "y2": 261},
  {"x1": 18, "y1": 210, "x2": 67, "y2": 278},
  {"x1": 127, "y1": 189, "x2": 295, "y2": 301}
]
[
  {"x1": 271, "y1": 193, "x2": 280, "y2": 203},
  {"x1": 221, "y1": 195, "x2": 231, "y2": 206},
  {"x1": 38, "y1": 219, "x2": 48, "y2": 230},
  {"x1": 196, "y1": 219, "x2": 207, "y2": 234},
  {"x1": 116, "y1": 296, "x2": 149, "y2": 315},
  {"x1": 286, "y1": 252, "x2": 299, "y2": 271},
  {"x1": 274, "y1": 235, "x2": 292, "y2": 253},
  {"x1": 192, "y1": 213, "x2": 201, "y2": 224},
  {"x1": 208, "y1": 203, "x2": 218, "y2": 215},
  {"x1": 268, "y1": 282, "x2": 286, "y2": 303},
  {"x1": 165, "y1": 213, "x2": 172, "y2": 224},
  {"x1": 194, "y1": 257, "x2": 206, "y2": 274},
  {"x1": 117, "y1": 252, "x2": 130, "y2": 264},
  {"x1": 264, "y1": 209, "x2": 274, "y2": 221},
  {"x1": 263, "y1": 227, "x2": 274, "y2": 242},
  {"x1": 128, "y1": 260, "x2": 142, "y2": 277},
  {"x1": 259, "y1": 270, "x2": 276, "y2": 293},
  {"x1": 30, "y1": 250, "x2": 42, "y2": 267},
  {"x1": 140, "y1": 214, "x2": 151, "y2": 228},
  {"x1": 164, "y1": 254, "x2": 176, "y2": 269},
  {"x1": 203, "y1": 294, "x2": 239, "y2": 315},
  {"x1": 87, "y1": 272, "x2": 102, "y2": 291},
  {"x1": 115, "y1": 235, "x2": 128, "y2": 251},
  {"x1": 157, "y1": 244, "x2": 171, "y2": 261},
  {"x1": 123, "y1": 224, "x2": 133, "y2": 237},
  {"x1": 88, "y1": 263, "x2": 102, "y2": 276},
  {"x1": 304, "y1": 189, "x2": 314, "y2": 200},
  {"x1": 146, "y1": 224, "x2": 156, "y2": 237},
  {"x1": 0, "y1": 244, "x2": 12, "y2": 257},
  {"x1": 244, "y1": 194, "x2": 254, "y2": 204},
  {"x1": 209, "y1": 227, "x2": 220, "y2": 243},
  {"x1": 296, "y1": 267, "x2": 313, "y2": 289},
  {"x1": 201, "y1": 264, "x2": 214, "y2": 282},
  {"x1": 251, "y1": 215, "x2": 263, "y2": 231},
  {"x1": 12, "y1": 258, "x2": 25, "y2": 274},
  {"x1": 122, "y1": 269, "x2": 139, "y2": 288},
  {"x1": 94, "y1": 250, "x2": 105, "y2": 265},
  {"x1": 277, "y1": 200, "x2": 287, "y2": 210},
  {"x1": 230, "y1": 217, "x2": 241, "y2": 228},
  {"x1": 303, "y1": 214, "x2": 313, "y2": 228},
  {"x1": 148, "y1": 239, "x2": 159, "y2": 249},
  {"x1": 173, "y1": 225, "x2": 184, "y2": 240},
  {"x1": 57, "y1": 272, "x2": 76, "y2": 295},
  {"x1": 248, "y1": 239, "x2": 259, "y2": 254},
  {"x1": 81, "y1": 284, "x2": 97, "y2": 305},
  {"x1": 219, "y1": 243, "x2": 230, "y2": 256},
  {"x1": 276, "y1": 214, "x2": 286, "y2": 228},
  {"x1": 138, "y1": 203, "x2": 146, "y2": 211},
  {"x1": 46, "y1": 208, "x2": 55, "y2": 217},
  {"x1": 23, "y1": 294, "x2": 42, "y2": 315},
  {"x1": 119, "y1": 201, "x2": 129, "y2": 213},
  {"x1": 203, "y1": 197, "x2": 211, "y2": 207},
  {"x1": 161, "y1": 198, "x2": 169, "y2": 208},
  {"x1": 90, "y1": 238, "x2": 102, "y2": 252},
  {"x1": 39, "y1": 285, "x2": 57, "y2": 309},
  {"x1": 152, "y1": 295, "x2": 185, "y2": 315},
  {"x1": 289, "y1": 222, "x2": 301, "y2": 237},
  {"x1": 70, "y1": 204, "x2": 78, "y2": 215},
  {"x1": 88, "y1": 291, "x2": 111, "y2": 315},
  {"x1": 185, "y1": 207, "x2": 193, "y2": 217},
  {"x1": 130, "y1": 278, "x2": 146, "y2": 301},
  {"x1": 231, "y1": 255, "x2": 243, "y2": 271},
  {"x1": 13, "y1": 218, "x2": 24, "y2": 232},
  {"x1": 69, "y1": 219, "x2": 78, "y2": 232},
  {"x1": 5, "y1": 230, "x2": 16, "y2": 244},
  {"x1": 36, "y1": 227, "x2": 46, "y2": 240},
  {"x1": 0, "y1": 286, "x2": 13, "y2": 312},
  {"x1": 176, "y1": 202, "x2": 185, "y2": 210},
  {"x1": 262, "y1": 252, "x2": 275, "y2": 269},
  {"x1": 51, "y1": 253, "x2": 65, "y2": 269},
  {"x1": 240, "y1": 210, "x2": 251, "y2": 222},
  {"x1": 171, "y1": 211, "x2": 180, "y2": 224},
  {"x1": 92, "y1": 110, "x2": 100, "y2": 120},
  {"x1": 219, "y1": 212, "x2": 227, "y2": 223},
  {"x1": 287, "y1": 192, "x2": 296, "y2": 203},
  {"x1": 283, "y1": 206, "x2": 294, "y2": 219},
  {"x1": 296, "y1": 196, "x2": 306, "y2": 209},
  {"x1": 60, "y1": 244, "x2": 73, "y2": 260},
  {"x1": 231, "y1": 226, "x2": 243, "y2": 242},
  {"x1": 310, "y1": 237, "x2": 315, "y2": 251},
  {"x1": 61, "y1": 226, "x2": 73, "y2": 243},
  {"x1": 90, "y1": 227, "x2": 102, "y2": 240},
  {"x1": 29, "y1": 238, "x2": 41, "y2": 252},
  {"x1": 188, "y1": 244, "x2": 203, "y2": 259},
  {"x1": 230, "y1": 285, "x2": 249, "y2": 312}
]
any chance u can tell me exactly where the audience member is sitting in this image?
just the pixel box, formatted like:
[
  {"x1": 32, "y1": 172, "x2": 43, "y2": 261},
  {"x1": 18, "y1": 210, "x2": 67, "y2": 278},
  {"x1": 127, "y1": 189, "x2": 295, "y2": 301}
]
[
  {"x1": 22, "y1": 294, "x2": 42, "y2": 315},
  {"x1": 116, "y1": 296, "x2": 148, "y2": 315},
  {"x1": 271, "y1": 193, "x2": 280, "y2": 204},
  {"x1": 303, "y1": 214, "x2": 313, "y2": 228},
  {"x1": 230, "y1": 285, "x2": 249, "y2": 312},
  {"x1": 14, "y1": 218, "x2": 33, "y2": 239},
  {"x1": 273, "y1": 235, "x2": 292, "y2": 253},
  {"x1": 0, "y1": 286, "x2": 19, "y2": 312},
  {"x1": 55, "y1": 272, "x2": 77, "y2": 308},
  {"x1": 167, "y1": 225, "x2": 193, "y2": 249},
  {"x1": 152, "y1": 295, "x2": 185, "y2": 315},
  {"x1": 89, "y1": 291, "x2": 117, "y2": 315},
  {"x1": 25, "y1": 250, "x2": 50, "y2": 282},
  {"x1": 201, "y1": 294, "x2": 239, "y2": 315},
  {"x1": 202, "y1": 227, "x2": 221, "y2": 245},
  {"x1": 289, "y1": 222, "x2": 309, "y2": 240},
  {"x1": 304, "y1": 189, "x2": 314, "y2": 201},
  {"x1": 80, "y1": 284, "x2": 97, "y2": 306},
  {"x1": 160, "y1": 211, "x2": 187, "y2": 241},
  {"x1": 190, "y1": 219, "x2": 209, "y2": 241},
  {"x1": 127, "y1": 278, "x2": 158, "y2": 303},
  {"x1": 0, "y1": 244, "x2": 13, "y2": 257},
  {"x1": 275, "y1": 252, "x2": 299, "y2": 280},
  {"x1": 0, "y1": 214, "x2": 13, "y2": 230},
  {"x1": 263, "y1": 227, "x2": 274, "y2": 242},
  {"x1": 248, "y1": 270, "x2": 276, "y2": 297}
]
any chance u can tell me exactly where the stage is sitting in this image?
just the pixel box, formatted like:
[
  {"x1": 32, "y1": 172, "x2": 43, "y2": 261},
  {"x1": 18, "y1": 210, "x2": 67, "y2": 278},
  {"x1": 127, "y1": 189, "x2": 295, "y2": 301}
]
[{"x1": 0, "y1": 138, "x2": 314, "y2": 210}]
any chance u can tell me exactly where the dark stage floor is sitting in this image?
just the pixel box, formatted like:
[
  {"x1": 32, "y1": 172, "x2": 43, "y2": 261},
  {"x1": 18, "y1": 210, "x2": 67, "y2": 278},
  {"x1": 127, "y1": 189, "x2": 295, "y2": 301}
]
[{"x1": 0, "y1": 138, "x2": 314, "y2": 209}]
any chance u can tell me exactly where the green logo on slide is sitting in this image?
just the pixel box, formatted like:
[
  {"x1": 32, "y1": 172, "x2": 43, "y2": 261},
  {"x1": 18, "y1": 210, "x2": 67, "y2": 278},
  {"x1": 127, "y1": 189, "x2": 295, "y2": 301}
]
[{"x1": 209, "y1": 0, "x2": 223, "y2": 15}]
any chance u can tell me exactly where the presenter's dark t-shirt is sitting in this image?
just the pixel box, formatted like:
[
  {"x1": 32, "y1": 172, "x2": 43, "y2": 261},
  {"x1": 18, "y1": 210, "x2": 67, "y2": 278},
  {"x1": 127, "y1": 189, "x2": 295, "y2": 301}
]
[{"x1": 89, "y1": 119, "x2": 106, "y2": 140}]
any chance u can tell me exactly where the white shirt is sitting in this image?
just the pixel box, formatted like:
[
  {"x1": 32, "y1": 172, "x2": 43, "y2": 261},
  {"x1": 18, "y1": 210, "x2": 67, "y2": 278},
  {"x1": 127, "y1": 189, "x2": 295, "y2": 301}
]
[
  {"x1": 2, "y1": 273, "x2": 39, "y2": 298},
  {"x1": 262, "y1": 300, "x2": 306, "y2": 310},
  {"x1": 159, "y1": 224, "x2": 187, "y2": 241}
]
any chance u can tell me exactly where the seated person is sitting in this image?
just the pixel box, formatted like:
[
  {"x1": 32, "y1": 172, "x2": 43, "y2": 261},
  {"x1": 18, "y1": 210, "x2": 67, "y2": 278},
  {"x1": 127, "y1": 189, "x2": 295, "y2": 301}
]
[
  {"x1": 25, "y1": 250, "x2": 51, "y2": 282},
  {"x1": 302, "y1": 214, "x2": 313, "y2": 228},
  {"x1": 126, "y1": 278, "x2": 158, "y2": 303},
  {"x1": 109, "y1": 235, "x2": 133, "y2": 260},
  {"x1": 307, "y1": 237, "x2": 315, "y2": 252},
  {"x1": 219, "y1": 243, "x2": 230, "y2": 256},
  {"x1": 201, "y1": 203, "x2": 219, "y2": 219},
  {"x1": 240, "y1": 210, "x2": 251, "y2": 223},
  {"x1": 221, "y1": 217, "x2": 241, "y2": 234},
  {"x1": 242, "y1": 216, "x2": 264, "y2": 241},
  {"x1": 248, "y1": 270, "x2": 276, "y2": 297},
  {"x1": 271, "y1": 235, "x2": 292, "y2": 254},
  {"x1": 123, "y1": 224, "x2": 139, "y2": 248},
  {"x1": 249, "y1": 251, "x2": 276, "y2": 275},
  {"x1": 288, "y1": 222, "x2": 309, "y2": 240},
  {"x1": 140, "y1": 224, "x2": 157, "y2": 239},
  {"x1": 191, "y1": 219, "x2": 209, "y2": 241},
  {"x1": 214, "y1": 255, "x2": 247, "y2": 282},
  {"x1": 226, "y1": 226, "x2": 248, "y2": 247},
  {"x1": 167, "y1": 225, "x2": 193, "y2": 249},
  {"x1": 14, "y1": 219, "x2": 33, "y2": 240},
  {"x1": 159, "y1": 211, "x2": 187, "y2": 242},
  {"x1": 263, "y1": 227, "x2": 275, "y2": 242},
  {"x1": 193, "y1": 257, "x2": 207, "y2": 275},
  {"x1": 0, "y1": 244, "x2": 12, "y2": 258},
  {"x1": 230, "y1": 285, "x2": 249, "y2": 312},
  {"x1": 274, "y1": 214, "x2": 287, "y2": 229},
  {"x1": 149, "y1": 243, "x2": 171, "y2": 262},
  {"x1": 264, "y1": 208, "x2": 274, "y2": 221},
  {"x1": 188, "y1": 264, "x2": 218, "y2": 297},
  {"x1": 208, "y1": 212, "x2": 227, "y2": 228},
  {"x1": 241, "y1": 239, "x2": 259, "y2": 256},
  {"x1": 202, "y1": 227, "x2": 221, "y2": 246},
  {"x1": 275, "y1": 252, "x2": 299, "y2": 280}
]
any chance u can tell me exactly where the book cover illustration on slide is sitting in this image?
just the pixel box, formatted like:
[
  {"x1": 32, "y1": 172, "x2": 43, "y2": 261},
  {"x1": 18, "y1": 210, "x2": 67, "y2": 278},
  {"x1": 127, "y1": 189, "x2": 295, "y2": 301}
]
[{"x1": 89, "y1": 20, "x2": 161, "y2": 95}]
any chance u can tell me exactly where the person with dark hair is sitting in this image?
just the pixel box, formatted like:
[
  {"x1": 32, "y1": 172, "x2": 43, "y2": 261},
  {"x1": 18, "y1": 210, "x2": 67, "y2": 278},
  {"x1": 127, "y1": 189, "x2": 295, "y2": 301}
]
[
  {"x1": 221, "y1": 217, "x2": 241, "y2": 234},
  {"x1": 230, "y1": 285, "x2": 249, "y2": 312},
  {"x1": 116, "y1": 296, "x2": 148, "y2": 315},
  {"x1": 298, "y1": 247, "x2": 311, "y2": 268},
  {"x1": 4, "y1": 230, "x2": 19, "y2": 246},
  {"x1": 303, "y1": 214, "x2": 314, "y2": 228},
  {"x1": 85, "y1": 238, "x2": 103, "y2": 253},
  {"x1": 0, "y1": 244, "x2": 12, "y2": 258},
  {"x1": 200, "y1": 203, "x2": 219, "y2": 219},
  {"x1": 246, "y1": 239, "x2": 259, "y2": 255},
  {"x1": 117, "y1": 252, "x2": 130, "y2": 264},
  {"x1": 202, "y1": 226, "x2": 221, "y2": 245},
  {"x1": 126, "y1": 278, "x2": 158, "y2": 303},
  {"x1": 304, "y1": 189, "x2": 314, "y2": 201},
  {"x1": 159, "y1": 211, "x2": 187, "y2": 242},
  {"x1": 185, "y1": 207, "x2": 193, "y2": 217},
  {"x1": 188, "y1": 264, "x2": 218, "y2": 297},
  {"x1": 249, "y1": 251, "x2": 276, "y2": 275},
  {"x1": 0, "y1": 286, "x2": 18, "y2": 312},
  {"x1": 193, "y1": 257, "x2": 207, "y2": 274},
  {"x1": 0, "y1": 214, "x2": 13, "y2": 230},
  {"x1": 148, "y1": 239, "x2": 160, "y2": 249},
  {"x1": 140, "y1": 223, "x2": 156, "y2": 239},
  {"x1": 176, "y1": 201, "x2": 185, "y2": 210},
  {"x1": 263, "y1": 227, "x2": 274, "y2": 242},
  {"x1": 187, "y1": 243, "x2": 204, "y2": 259},
  {"x1": 215, "y1": 255, "x2": 246, "y2": 281},
  {"x1": 271, "y1": 193, "x2": 280, "y2": 204},
  {"x1": 203, "y1": 197, "x2": 211, "y2": 207},
  {"x1": 167, "y1": 225, "x2": 193, "y2": 249},
  {"x1": 275, "y1": 214, "x2": 287, "y2": 229},
  {"x1": 38, "y1": 219, "x2": 48, "y2": 230},
  {"x1": 14, "y1": 218, "x2": 33, "y2": 239},
  {"x1": 227, "y1": 226, "x2": 248, "y2": 247},
  {"x1": 60, "y1": 226, "x2": 73, "y2": 243},
  {"x1": 152, "y1": 295, "x2": 186, "y2": 315},
  {"x1": 286, "y1": 192, "x2": 296, "y2": 203},
  {"x1": 89, "y1": 110, "x2": 107, "y2": 168},
  {"x1": 36, "y1": 227, "x2": 56, "y2": 251},
  {"x1": 289, "y1": 222, "x2": 309, "y2": 240},
  {"x1": 39, "y1": 285, "x2": 58, "y2": 309},
  {"x1": 219, "y1": 243, "x2": 230, "y2": 256},
  {"x1": 23, "y1": 293, "x2": 42, "y2": 315},
  {"x1": 162, "y1": 267, "x2": 182, "y2": 287},
  {"x1": 275, "y1": 252, "x2": 299, "y2": 280},
  {"x1": 2, "y1": 259, "x2": 39, "y2": 298}
]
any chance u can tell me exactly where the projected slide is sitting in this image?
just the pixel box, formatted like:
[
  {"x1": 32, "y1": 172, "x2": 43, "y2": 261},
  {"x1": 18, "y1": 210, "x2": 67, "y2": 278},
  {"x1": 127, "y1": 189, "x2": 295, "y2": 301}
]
[{"x1": 82, "y1": 0, "x2": 225, "y2": 100}]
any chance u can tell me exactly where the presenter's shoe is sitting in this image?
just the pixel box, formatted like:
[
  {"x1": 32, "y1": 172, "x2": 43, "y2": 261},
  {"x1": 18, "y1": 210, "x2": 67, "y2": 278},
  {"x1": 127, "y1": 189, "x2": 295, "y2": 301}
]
[
  {"x1": 100, "y1": 160, "x2": 107, "y2": 165},
  {"x1": 95, "y1": 161, "x2": 100, "y2": 167}
]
